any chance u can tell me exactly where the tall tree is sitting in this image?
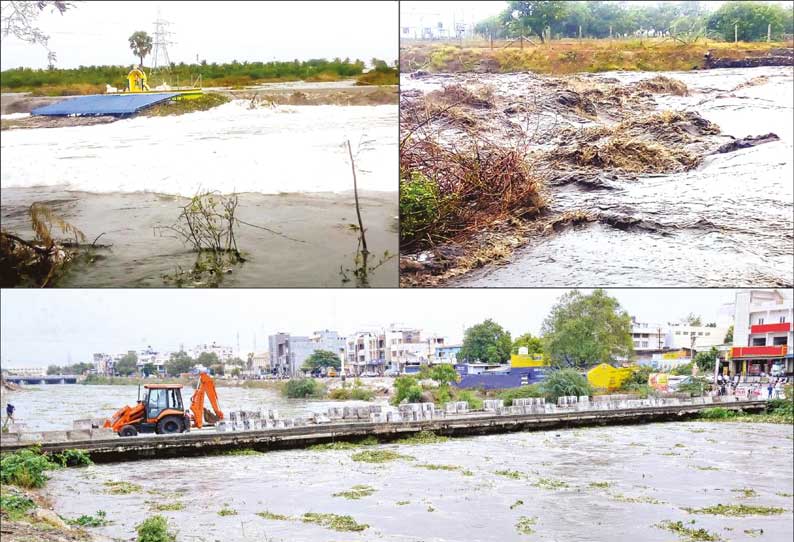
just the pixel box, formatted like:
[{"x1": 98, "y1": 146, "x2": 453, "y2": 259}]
[
  {"x1": 502, "y1": 1, "x2": 568, "y2": 42},
  {"x1": 724, "y1": 325, "x2": 734, "y2": 344},
  {"x1": 128, "y1": 30, "x2": 153, "y2": 67},
  {"x1": 460, "y1": 319, "x2": 512, "y2": 364},
  {"x1": 166, "y1": 351, "x2": 194, "y2": 376},
  {"x1": 302, "y1": 350, "x2": 342, "y2": 371},
  {"x1": 115, "y1": 351, "x2": 138, "y2": 376},
  {"x1": 541, "y1": 289, "x2": 634, "y2": 369},
  {"x1": 196, "y1": 351, "x2": 220, "y2": 367},
  {"x1": 708, "y1": 1, "x2": 791, "y2": 42},
  {"x1": 682, "y1": 313, "x2": 703, "y2": 326},
  {"x1": 512, "y1": 333, "x2": 544, "y2": 355}
]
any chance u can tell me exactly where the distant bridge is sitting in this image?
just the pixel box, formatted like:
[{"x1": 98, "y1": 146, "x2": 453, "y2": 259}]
[{"x1": 3, "y1": 375, "x2": 78, "y2": 385}]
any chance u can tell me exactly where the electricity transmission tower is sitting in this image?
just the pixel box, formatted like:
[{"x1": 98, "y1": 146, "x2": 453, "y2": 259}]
[{"x1": 151, "y1": 12, "x2": 175, "y2": 72}]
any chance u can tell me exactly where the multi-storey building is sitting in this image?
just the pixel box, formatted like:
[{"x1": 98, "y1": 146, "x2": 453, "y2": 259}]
[
  {"x1": 346, "y1": 330, "x2": 386, "y2": 376},
  {"x1": 724, "y1": 289, "x2": 793, "y2": 379},
  {"x1": 630, "y1": 318, "x2": 668, "y2": 352},
  {"x1": 269, "y1": 330, "x2": 346, "y2": 376},
  {"x1": 191, "y1": 342, "x2": 235, "y2": 362}
]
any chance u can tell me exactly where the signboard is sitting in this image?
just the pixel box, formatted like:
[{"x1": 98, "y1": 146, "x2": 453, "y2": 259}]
[{"x1": 648, "y1": 373, "x2": 669, "y2": 391}]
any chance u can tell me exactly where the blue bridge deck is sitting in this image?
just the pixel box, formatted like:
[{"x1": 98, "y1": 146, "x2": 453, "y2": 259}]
[{"x1": 31, "y1": 92, "x2": 179, "y2": 117}]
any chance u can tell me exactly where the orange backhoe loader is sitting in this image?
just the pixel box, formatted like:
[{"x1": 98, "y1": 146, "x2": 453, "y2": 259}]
[{"x1": 104, "y1": 372, "x2": 224, "y2": 437}]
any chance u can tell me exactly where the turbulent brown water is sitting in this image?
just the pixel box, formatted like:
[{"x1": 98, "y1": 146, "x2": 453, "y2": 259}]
[
  {"x1": 402, "y1": 67, "x2": 794, "y2": 287},
  {"x1": 44, "y1": 421, "x2": 793, "y2": 542}
]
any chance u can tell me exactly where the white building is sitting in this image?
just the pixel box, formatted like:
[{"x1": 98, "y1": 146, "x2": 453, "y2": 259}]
[
  {"x1": 346, "y1": 330, "x2": 386, "y2": 376},
  {"x1": 191, "y1": 342, "x2": 235, "y2": 362},
  {"x1": 269, "y1": 330, "x2": 346, "y2": 377},
  {"x1": 724, "y1": 289, "x2": 793, "y2": 379},
  {"x1": 668, "y1": 323, "x2": 729, "y2": 351},
  {"x1": 630, "y1": 318, "x2": 669, "y2": 351}
]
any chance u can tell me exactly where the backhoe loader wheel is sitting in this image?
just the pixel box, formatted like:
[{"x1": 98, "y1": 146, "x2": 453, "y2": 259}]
[
  {"x1": 157, "y1": 415, "x2": 183, "y2": 435},
  {"x1": 119, "y1": 425, "x2": 138, "y2": 437}
]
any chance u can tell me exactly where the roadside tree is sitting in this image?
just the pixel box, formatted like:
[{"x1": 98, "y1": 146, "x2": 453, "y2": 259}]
[
  {"x1": 460, "y1": 319, "x2": 512, "y2": 364},
  {"x1": 541, "y1": 289, "x2": 633, "y2": 369}
]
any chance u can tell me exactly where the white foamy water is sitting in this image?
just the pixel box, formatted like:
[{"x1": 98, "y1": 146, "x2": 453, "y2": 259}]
[
  {"x1": 0, "y1": 101, "x2": 397, "y2": 196},
  {"x1": 0, "y1": 112, "x2": 30, "y2": 120}
]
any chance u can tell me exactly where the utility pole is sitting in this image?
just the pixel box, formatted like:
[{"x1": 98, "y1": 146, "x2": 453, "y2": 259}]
[
  {"x1": 767, "y1": 23, "x2": 771, "y2": 42},
  {"x1": 151, "y1": 12, "x2": 175, "y2": 72},
  {"x1": 734, "y1": 23, "x2": 738, "y2": 44}
]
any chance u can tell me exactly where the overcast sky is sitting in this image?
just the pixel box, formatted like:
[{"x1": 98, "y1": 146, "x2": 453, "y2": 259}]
[
  {"x1": 400, "y1": 1, "x2": 794, "y2": 33},
  {"x1": 1, "y1": 1, "x2": 398, "y2": 70},
  {"x1": 1, "y1": 289, "x2": 742, "y2": 367}
]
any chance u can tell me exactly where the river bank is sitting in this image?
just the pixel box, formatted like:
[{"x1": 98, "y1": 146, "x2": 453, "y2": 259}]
[{"x1": 399, "y1": 66, "x2": 793, "y2": 287}]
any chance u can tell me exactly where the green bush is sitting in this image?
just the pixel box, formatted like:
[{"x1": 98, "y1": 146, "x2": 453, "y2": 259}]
[
  {"x1": 671, "y1": 362, "x2": 694, "y2": 376},
  {"x1": 498, "y1": 384, "x2": 545, "y2": 406},
  {"x1": 52, "y1": 449, "x2": 93, "y2": 468},
  {"x1": 392, "y1": 375, "x2": 423, "y2": 405},
  {"x1": 0, "y1": 493, "x2": 36, "y2": 521},
  {"x1": 542, "y1": 369, "x2": 593, "y2": 401},
  {"x1": 0, "y1": 447, "x2": 59, "y2": 488},
  {"x1": 399, "y1": 172, "x2": 444, "y2": 248},
  {"x1": 136, "y1": 515, "x2": 176, "y2": 542},
  {"x1": 699, "y1": 407, "x2": 737, "y2": 420},
  {"x1": 677, "y1": 377, "x2": 709, "y2": 397},
  {"x1": 282, "y1": 378, "x2": 325, "y2": 399},
  {"x1": 455, "y1": 390, "x2": 483, "y2": 410},
  {"x1": 768, "y1": 397, "x2": 793, "y2": 422}
]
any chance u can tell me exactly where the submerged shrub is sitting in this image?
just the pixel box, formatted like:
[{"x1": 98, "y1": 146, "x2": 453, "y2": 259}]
[
  {"x1": 52, "y1": 449, "x2": 93, "y2": 468},
  {"x1": 136, "y1": 515, "x2": 176, "y2": 542},
  {"x1": 542, "y1": 369, "x2": 593, "y2": 401},
  {"x1": 283, "y1": 378, "x2": 324, "y2": 399},
  {"x1": 0, "y1": 493, "x2": 36, "y2": 520},
  {"x1": 399, "y1": 172, "x2": 444, "y2": 247},
  {"x1": 0, "y1": 447, "x2": 59, "y2": 488}
]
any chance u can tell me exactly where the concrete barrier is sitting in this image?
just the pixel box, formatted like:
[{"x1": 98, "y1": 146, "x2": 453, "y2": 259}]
[{"x1": 67, "y1": 429, "x2": 92, "y2": 441}]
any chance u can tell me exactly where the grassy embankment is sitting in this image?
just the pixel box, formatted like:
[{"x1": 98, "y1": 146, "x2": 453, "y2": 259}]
[
  {"x1": 1, "y1": 59, "x2": 397, "y2": 96},
  {"x1": 400, "y1": 38, "x2": 791, "y2": 74}
]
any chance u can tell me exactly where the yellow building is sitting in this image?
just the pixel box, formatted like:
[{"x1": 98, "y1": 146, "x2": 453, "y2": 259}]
[
  {"x1": 510, "y1": 353, "x2": 547, "y2": 368},
  {"x1": 587, "y1": 363, "x2": 635, "y2": 391}
]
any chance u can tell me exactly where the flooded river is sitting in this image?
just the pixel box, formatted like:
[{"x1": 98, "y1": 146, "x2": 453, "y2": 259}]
[
  {"x1": 1, "y1": 98, "x2": 398, "y2": 286},
  {"x1": 42, "y1": 421, "x2": 793, "y2": 542},
  {"x1": 1, "y1": 384, "x2": 386, "y2": 432},
  {"x1": 404, "y1": 67, "x2": 793, "y2": 287}
]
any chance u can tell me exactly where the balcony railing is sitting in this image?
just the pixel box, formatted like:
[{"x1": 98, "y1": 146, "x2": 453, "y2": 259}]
[
  {"x1": 731, "y1": 345, "x2": 788, "y2": 358},
  {"x1": 750, "y1": 322, "x2": 792, "y2": 334}
]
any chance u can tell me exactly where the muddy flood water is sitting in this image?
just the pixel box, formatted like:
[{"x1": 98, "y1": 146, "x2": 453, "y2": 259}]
[
  {"x1": 1, "y1": 384, "x2": 387, "y2": 432},
  {"x1": 0, "y1": 98, "x2": 397, "y2": 286},
  {"x1": 40, "y1": 421, "x2": 793, "y2": 542},
  {"x1": 403, "y1": 67, "x2": 793, "y2": 287}
]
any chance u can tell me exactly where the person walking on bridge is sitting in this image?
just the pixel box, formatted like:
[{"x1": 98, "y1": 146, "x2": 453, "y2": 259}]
[{"x1": 3, "y1": 403, "x2": 15, "y2": 429}]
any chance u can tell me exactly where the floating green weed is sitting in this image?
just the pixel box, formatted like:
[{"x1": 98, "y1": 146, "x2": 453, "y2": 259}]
[
  {"x1": 309, "y1": 436, "x2": 378, "y2": 451},
  {"x1": 395, "y1": 431, "x2": 449, "y2": 445},
  {"x1": 611, "y1": 493, "x2": 664, "y2": 504},
  {"x1": 510, "y1": 499, "x2": 524, "y2": 509},
  {"x1": 333, "y1": 485, "x2": 376, "y2": 500},
  {"x1": 684, "y1": 504, "x2": 786, "y2": 516},
  {"x1": 215, "y1": 448, "x2": 264, "y2": 456},
  {"x1": 656, "y1": 520, "x2": 721, "y2": 541},
  {"x1": 351, "y1": 450, "x2": 414, "y2": 463},
  {"x1": 104, "y1": 481, "x2": 142, "y2": 495},
  {"x1": 516, "y1": 516, "x2": 537, "y2": 535},
  {"x1": 416, "y1": 463, "x2": 472, "y2": 475},
  {"x1": 589, "y1": 481, "x2": 611, "y2": 489},
  {"x1": 257, "y1": 510, "x2": 291, "y2": 521},
  {"x1": 532, "y1": 478, "x2": 569, "y2": 490},
  {"x1": 148, "y1": 502, "x2": 184, "y2": 512},
  {"x1": 695, "y1": 466, "x2": 720, "y2": 471},
  {"x1": 744, "y1": 529, "x2": 764, "y2": 537},
  {"x1": 302, "y1": 512, "x2": 368, "y2": 532},
  {"x1": 732, "y1": 488, "x2": 758, "y2": 499},
  {"x1": 136, "y1": 515, "x2": 176, "y2": 542},
  {"x1": 396, "y1": 500, "x2": 410, "y2": 506},
  {"x1": 67, "y1": 510, "x2": 110, "y2": 527},
  {"x1": 495, "y1": 470, "x2": 524, "y2": 480}
]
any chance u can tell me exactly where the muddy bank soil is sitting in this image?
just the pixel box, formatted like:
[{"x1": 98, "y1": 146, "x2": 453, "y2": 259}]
[
  {"x1": 399, "y1": 69, "x2": 790, "y2": 287},
  {"x1": 0, "y1": 188, "x2": 397, "y2": 287}
]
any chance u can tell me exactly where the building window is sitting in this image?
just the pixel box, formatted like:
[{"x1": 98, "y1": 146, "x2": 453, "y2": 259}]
[
  {"x1": 757, "y1": 318, "x2": 764, "y2": 325},
  {"x1": 675, "y1": 331, "x2": 681, "y2": 335},
  {"x1": 682, "y1": 331, "x2": 689, "y2": 335},
  {"x1": 705, "y1": 332, "x2": 710, "y2": 336},
  {"x1": 752, "y1": 338, "x2": 766, "y2": 346},
  {"x1": 641, "y1": 341, "x2": 648, "y2": 348},
  {"x1": 773, "y1": 337, "x2": 787, "y2": 346},
  {"x1": 781, "y1": 316, "x2": 787, "y2": 323}
]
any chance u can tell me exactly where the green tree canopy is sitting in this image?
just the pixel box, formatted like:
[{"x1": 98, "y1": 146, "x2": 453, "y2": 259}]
[
  {"x1": 541, "y1": 289, "x2": 634, "y2": 369},
  {"x1": 141, "y1": 363, "x2": 156, "y2": 377},
  {"x1": 693, "y1": 347, "x2": 720, "y2": 373},
  {"x1": 128, "y1": 30, "x2": 152, "y2": 67},
  {"x1": 460, "y1": 319, "x2": 512, "y2": 364},
  {"x1": 724, "y1": 325, "x2": 734, "y2": 344},
  {"x1": 46, "y1": 364, "x2": 60, "y2": 375},
  {"x1": 166, "y1": 351, "x2": 194, "y2": 376},
  {"x1": 511, "y1": 333, "x2": 544, "y2": 355},
  {"x1": 115, "y1": 351, "x2": 138, "y2": 376},
  {"x1": 302, "y1": 350, "x2": 342, "y2": 371},
  {"x1": 708, "y1": 1, "x2": 792, "y2": 42},
  {"x1": 419, "y1": 364, "x2": 460, "y2": 386},
  {"x1": 501, "y1": 1, "x2": 568, "y2": 42},
  {"x1": 196, "y1": 352, "x2": 220, "y2": 367},
  {"x1": 682, "y1": 313, "x2": 703, "y2": 326}
]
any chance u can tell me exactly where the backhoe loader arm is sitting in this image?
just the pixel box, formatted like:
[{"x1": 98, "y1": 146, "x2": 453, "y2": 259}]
[
  {"x1": 190, "y1": 372, "x2": 224, "y2": 429},
  {"x1": 103, "y1": 402, "x2": 145, "y2": 432}
]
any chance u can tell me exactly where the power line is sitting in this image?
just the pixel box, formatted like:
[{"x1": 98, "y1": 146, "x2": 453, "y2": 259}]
[{"x1": 151, "y1": 11, "x2": 175, "y2": 72}]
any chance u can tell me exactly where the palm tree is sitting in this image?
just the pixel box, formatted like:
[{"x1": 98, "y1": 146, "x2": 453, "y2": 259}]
[{"x1": 128, "y1": 31, "x2": 153, "y2": 68}]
